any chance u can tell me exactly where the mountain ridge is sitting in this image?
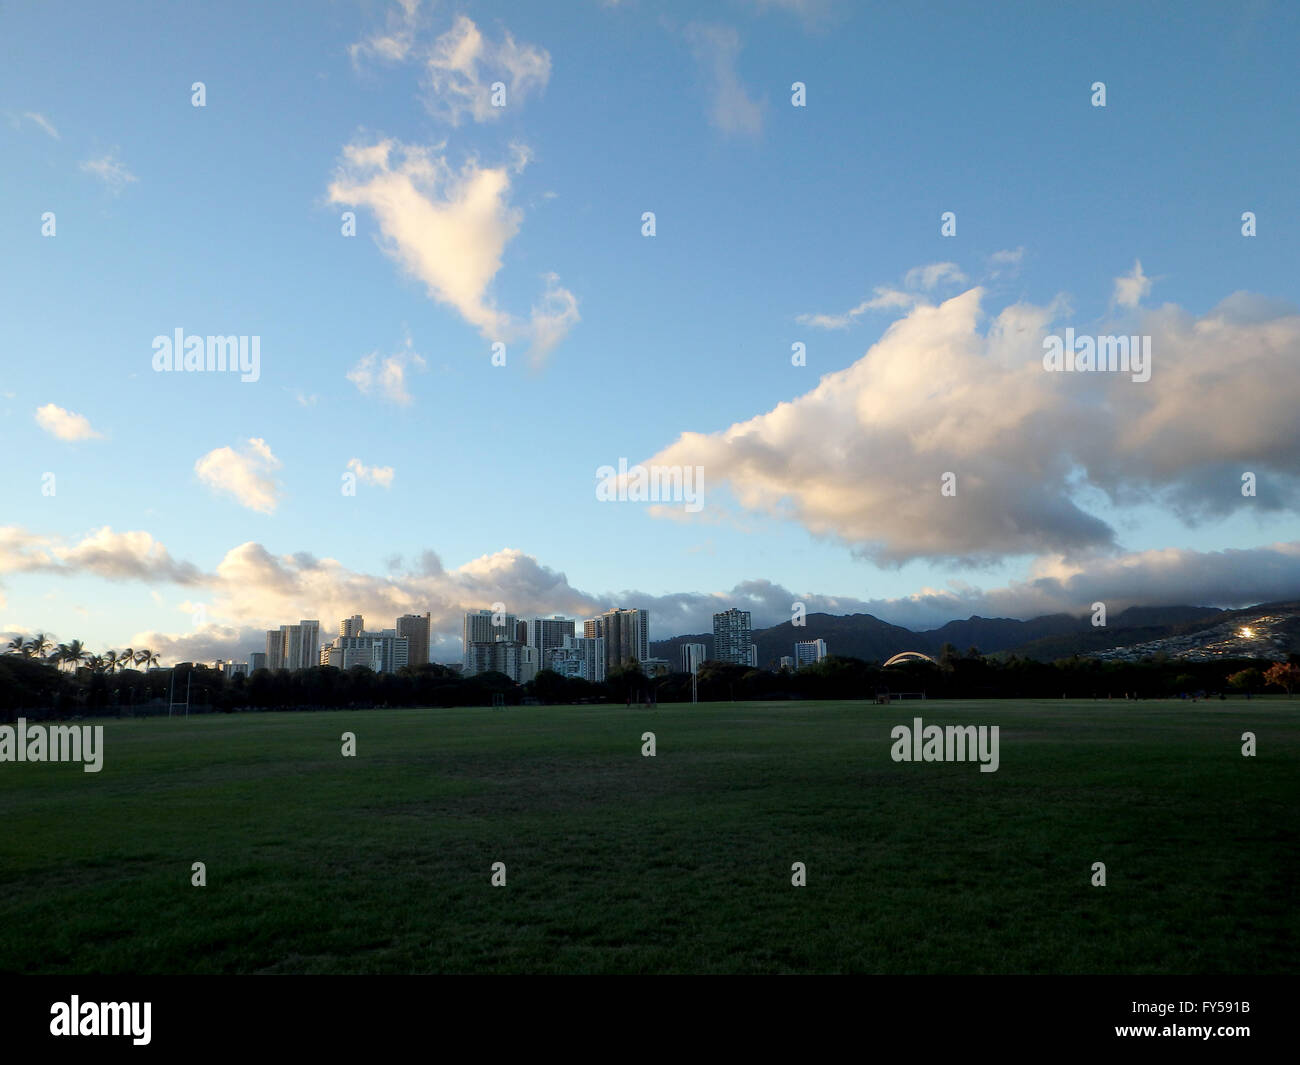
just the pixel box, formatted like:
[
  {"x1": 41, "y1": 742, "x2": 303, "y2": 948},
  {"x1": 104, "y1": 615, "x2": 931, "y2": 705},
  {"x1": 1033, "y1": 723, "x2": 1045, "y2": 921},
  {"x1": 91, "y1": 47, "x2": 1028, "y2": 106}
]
[{"x1": 649, "y1": 601, "x2": 1300, "y2": 667}]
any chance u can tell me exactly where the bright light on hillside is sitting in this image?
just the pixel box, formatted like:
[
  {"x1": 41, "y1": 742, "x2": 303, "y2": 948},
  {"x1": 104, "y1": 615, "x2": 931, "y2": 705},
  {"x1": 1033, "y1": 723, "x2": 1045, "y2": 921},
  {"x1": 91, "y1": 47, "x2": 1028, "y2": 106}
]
[{"x1": 1239, "y1": 627, "x2": 1255, "y2": 638}]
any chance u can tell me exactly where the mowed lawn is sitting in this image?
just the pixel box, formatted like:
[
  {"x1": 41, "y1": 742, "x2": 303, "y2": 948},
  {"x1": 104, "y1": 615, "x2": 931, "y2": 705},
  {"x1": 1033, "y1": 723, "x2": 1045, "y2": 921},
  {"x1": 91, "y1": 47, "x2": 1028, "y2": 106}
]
[{"x1": 0, "y1": 699, "x2": 1295, "y2": 974}]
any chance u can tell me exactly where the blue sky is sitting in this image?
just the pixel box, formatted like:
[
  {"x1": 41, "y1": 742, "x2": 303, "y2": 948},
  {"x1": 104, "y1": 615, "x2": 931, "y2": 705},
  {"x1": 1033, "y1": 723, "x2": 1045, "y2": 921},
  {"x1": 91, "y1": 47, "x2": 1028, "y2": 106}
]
[{"x1": 2, "y1": 0, "x2": 1299, "y2": 663}]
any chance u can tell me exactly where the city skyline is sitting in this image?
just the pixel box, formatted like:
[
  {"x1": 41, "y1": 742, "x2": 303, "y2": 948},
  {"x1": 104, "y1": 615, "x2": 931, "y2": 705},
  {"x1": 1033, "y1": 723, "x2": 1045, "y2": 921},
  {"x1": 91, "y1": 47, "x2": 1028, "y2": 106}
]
[
  {"x1": 3, "y1": 1, "x2": 1299, "y2": 667},
  {"x1": 225, "y1": 606, "x2": 647, "y2": 677}
]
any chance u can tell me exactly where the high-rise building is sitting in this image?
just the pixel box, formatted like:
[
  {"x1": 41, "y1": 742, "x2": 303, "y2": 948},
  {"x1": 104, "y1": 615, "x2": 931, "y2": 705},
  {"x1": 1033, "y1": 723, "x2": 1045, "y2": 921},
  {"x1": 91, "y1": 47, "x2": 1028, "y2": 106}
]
[
  {"x1": 320, "y1": 631, "x2": 408, "y2": 674},
  {"x1": 281, "y1": 624, "x2": 301, "y2": 670},
  {"x1": 583, "y1": 617, "x2": 604, "y2": 640},
  {"x1": 518, "y1": 645, "x2": 539, "y2": 684},
  {"x1": 462, "y1": 608, "x2": 512, "y2": 650},
  {"x1": 277, "y1": 620, "x2": 320, "y2": 671},
  {"x1": 300, "y1": 620, "x2": 320, "y2": 670},
  {"x1": 779, "y1": 656, "x2": 795, "y2": 671},
  {"x1": 750, "y1": 643, "x2": 758, "y2": 668},
  {"x1": 371, "y1": 630, "x2": 410, "y2": 674},
  {"x1": 340, "y1": 615, "x2": 365, "y2": 637},
  {"x1": 580, "y1": 636, "x2": 606, "y2": 682},
  {"x1": 712, "y1": 608, "x2": 753, "y2": 666},
  {"x1": 545, "y1": 635, "x2": 606, "y2": 683},
  {"x1": 794, "y1": 638, "x2": 828, "y2": 667},
  {"x1": 463, "y1": 609, "x2": 496, "y2": 647},
  {"x1": 249, "y1": 652, "x2": 267, "y2": 672},
  {"x1": 463, "y1": 609, "x2": 518, "y2": 672},
  {"x1": 396, "y1": 613, "x2": 431, "y2": 668},
  {"x1": 546, "y1": 644, "x2": 583, "y2": 679},
  {"x1": 464, "y1": 640, "x2": 529, "y2": 682},
  {"x1": 681, "y1": 642, "x2": 707, "y2": 675},
  {"x1": 322, "y1": 635, "x2": 374, "y2": 669},
  {"x1": 265, "y1": 629, "x2": 284, "y2": 671},
  {"x1": 528, "y1": 616, "x2": 576, "y2": 667},
  {"x1": 598, "y1": 608, "x2": 649, "y2": 673}
]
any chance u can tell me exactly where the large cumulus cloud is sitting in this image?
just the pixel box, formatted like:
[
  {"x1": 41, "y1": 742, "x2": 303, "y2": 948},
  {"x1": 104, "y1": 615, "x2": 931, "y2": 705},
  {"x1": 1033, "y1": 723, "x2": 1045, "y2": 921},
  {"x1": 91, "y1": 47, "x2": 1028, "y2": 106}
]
[{"x1": 642, "y1": 287, "x2": 1300, "y2": 563}]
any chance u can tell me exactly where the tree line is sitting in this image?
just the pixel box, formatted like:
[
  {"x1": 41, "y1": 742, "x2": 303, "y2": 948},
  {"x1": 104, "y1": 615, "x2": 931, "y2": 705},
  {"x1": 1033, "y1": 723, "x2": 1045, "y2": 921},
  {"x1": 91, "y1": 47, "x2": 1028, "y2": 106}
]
[
  {"x1": 6, "y1": 633, "x2": 161, "y2": 673},
  {"x1": 1, "y1": 640, "x2": 1297, "y2": 721}
]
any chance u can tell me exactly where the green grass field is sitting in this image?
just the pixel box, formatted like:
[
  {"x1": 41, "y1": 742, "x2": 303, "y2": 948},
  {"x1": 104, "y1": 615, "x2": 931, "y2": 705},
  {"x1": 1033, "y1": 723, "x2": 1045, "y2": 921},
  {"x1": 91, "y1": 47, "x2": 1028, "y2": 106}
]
[{"x1": 1, "y1": 699, "x2": 1295, "y2": 974}]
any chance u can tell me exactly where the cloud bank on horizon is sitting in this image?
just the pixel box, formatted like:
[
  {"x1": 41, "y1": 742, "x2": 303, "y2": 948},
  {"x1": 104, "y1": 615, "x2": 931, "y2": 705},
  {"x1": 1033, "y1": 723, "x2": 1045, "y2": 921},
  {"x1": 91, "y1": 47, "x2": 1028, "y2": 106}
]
[{"x1": 4, "y1": 523, "x2": 1300, "y2": 665}]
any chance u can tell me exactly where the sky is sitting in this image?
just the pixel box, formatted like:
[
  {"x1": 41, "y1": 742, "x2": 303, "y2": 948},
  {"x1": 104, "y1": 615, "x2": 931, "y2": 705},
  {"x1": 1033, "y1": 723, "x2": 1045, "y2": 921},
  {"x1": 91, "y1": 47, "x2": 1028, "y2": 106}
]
[{"x1": 2, "y1": 0, "x2": 1299, "y2": 665}]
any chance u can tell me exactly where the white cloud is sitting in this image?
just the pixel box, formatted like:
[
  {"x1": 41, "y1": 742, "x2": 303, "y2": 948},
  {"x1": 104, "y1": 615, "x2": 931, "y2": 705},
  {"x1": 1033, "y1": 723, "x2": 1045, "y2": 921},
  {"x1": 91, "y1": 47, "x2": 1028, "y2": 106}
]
[
  {"x1": 795, "y1": 308, "x2": 864, "y2": 331},
  {"x1": 350, "y1": 0, "x2": 423, "y2": 64},
  {"x1": 79, "y1": 150, "x2": 137, "y2": 193},
  {"x1": 187, "y1": 543, "x2": 611, "y2": 664},
  {"x1": 339, "y1": 10, "x2": 568, "y2": 357},
  {"x1": 528, "y1": 273, "x2": 581, "y2": 365},
  {"x1": 988, "y1": 246, "x2": 1024, "y2": 268},
  {"x1": 7, "y1": 520, "x2": 1300, "y2": 661},
  {"x1": 351, "y1": 6, "x2": 550, "y2": 125},
  {"x1": 873, "y1": 542, "x2": 1300, "y2": 630},
  {"x1": 422, "y1": 14, "x2": 551, "y2": 125},
  {"x1": 1114, "y1": 259, "x2": 1152, "y2": 308},
  {"x1": 797, "y1": 290, "x2": 919, "y2": 330},
  {"x1": 346, "y1": 458, "x2": 395, "y2": 488},
  {"x1": 796, "y1": 262, "x2": 965, "y2": 329},
  {"x1": 328, "y1": 138, "x2": 578, "y2": 359},
  {"x1": 685, "y1": 23, "x2": 763, "y2": 137},
  {"x1": 34, "y1": 403, "x2": 103, "y2": 441},
  {"x1": 647, "y1": 282, "x2": 1300, "y2": 563},
  {"x1": 0, "y1": 526, "x2": 203, "y2": 584},
  {"x1": 23, "y1": 112, "x2": 59, "y2": 139},
  {"x1": 329, "y1": 139, "x2": 519, "y2": 336},
  {"x1": 90, "y1": 537, "x2": 1300, "y2": 664},
  {"x1": 194, "y1": 438, "x2": 283, "y2": 514},
  {"x1": 346, "y1": 340, "x2": 426, "y2": 405},
  {"x1": 904, "y1": 262, "x2": 967, "y2": 290}
]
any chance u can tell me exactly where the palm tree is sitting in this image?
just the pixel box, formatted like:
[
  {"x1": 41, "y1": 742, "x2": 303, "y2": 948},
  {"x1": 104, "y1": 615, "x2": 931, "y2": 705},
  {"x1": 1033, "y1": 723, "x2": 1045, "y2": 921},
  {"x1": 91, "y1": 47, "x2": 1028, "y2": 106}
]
[
  {"x1": 6, "y1": 635, "x2": 26, "y2": 655},
  {"x1": 103, "y1": 649, "x2": 119, "y2": 673},
  {"x1": 136, "y1": 648, "x2": 159, "y2": 671},
  {"x1": 118, "y1": 647, "x2": 135, "y2": 673},
  {"x1": 63, "y1": 639, "x2": 87, "y2": 673},
  {"x1": 86, "y1": 654, "x2": 106, "y2": 674},
  {"x1": 26, "y1": 633, "x2": 52, "y2": 660}
]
